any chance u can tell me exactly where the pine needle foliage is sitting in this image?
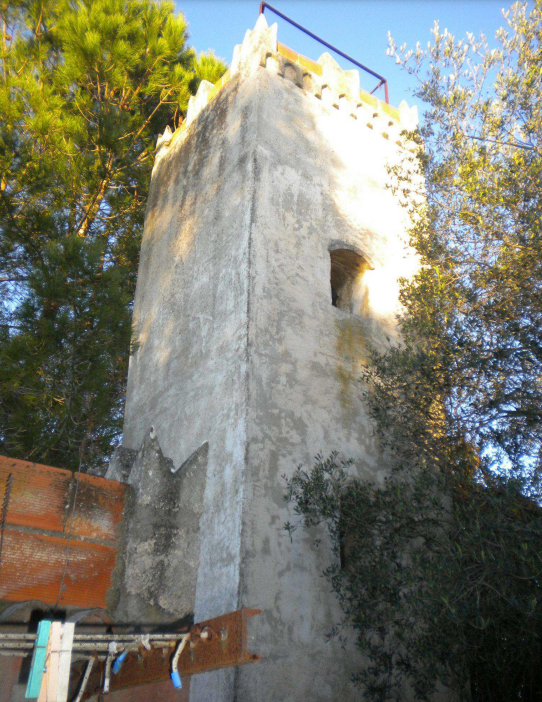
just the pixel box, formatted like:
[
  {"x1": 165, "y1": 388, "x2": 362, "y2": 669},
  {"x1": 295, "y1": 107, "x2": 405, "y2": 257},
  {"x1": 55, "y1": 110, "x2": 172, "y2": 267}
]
[
  {"x1": 0, "y1": 0, "x2": 226, "y2": 471},
  {"x1": 286, "y1": 3, "x2": 542, "y2": 700}
]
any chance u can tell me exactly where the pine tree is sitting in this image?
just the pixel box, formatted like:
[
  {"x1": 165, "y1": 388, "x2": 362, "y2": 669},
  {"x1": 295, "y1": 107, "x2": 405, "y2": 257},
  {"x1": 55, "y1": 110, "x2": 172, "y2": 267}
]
[{"x1": 0, "y1": 0, "x2": 226, "y2": 472}]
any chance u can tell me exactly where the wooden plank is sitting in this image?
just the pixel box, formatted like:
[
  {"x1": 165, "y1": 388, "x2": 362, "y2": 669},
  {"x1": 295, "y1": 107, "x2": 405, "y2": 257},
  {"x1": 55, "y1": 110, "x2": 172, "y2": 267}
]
[
  {"x1": 25, "y1": 620, "x2": 51, "y2": 699},
  {"x1": 37, "y1": 632, "x2": 52, "y2": 702},
  {"x1": 56, "y1": 623, "x2": 74, "y2": 702},
  {"x1": 207, "y1": 69, "x2": 231, "y2": 103},
  {"x1": 277, "y1": 43, "x2": 323, "y2": 77},
  {"x1": 359, "y1": 89, "x2": 378, "y2": 109},
  {"x1": 46, "y1": 622, "x2": 63, "y2": 701},
  {"x1": 277, "y1": 42, "x2": 298, "y2": 64},
  {"x1": 381, "y1": 100, "x2": 400, "y2": 122},
  {"x1": 297, "y1": 53, "x2": 323, "y2": 76}
]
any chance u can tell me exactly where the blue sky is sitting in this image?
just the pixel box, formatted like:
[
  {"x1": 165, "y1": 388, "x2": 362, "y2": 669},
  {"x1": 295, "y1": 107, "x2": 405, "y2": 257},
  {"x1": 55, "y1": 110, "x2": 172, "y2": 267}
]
[{"x1": 177, "y1": 1, "x2": 510, "y2": 111}]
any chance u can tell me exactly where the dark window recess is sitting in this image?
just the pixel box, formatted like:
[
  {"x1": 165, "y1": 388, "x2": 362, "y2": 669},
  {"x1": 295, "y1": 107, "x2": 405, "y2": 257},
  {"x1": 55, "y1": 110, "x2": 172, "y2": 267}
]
[{"x1": 329, "y1": 249, "x2": 369, "y2": 314}]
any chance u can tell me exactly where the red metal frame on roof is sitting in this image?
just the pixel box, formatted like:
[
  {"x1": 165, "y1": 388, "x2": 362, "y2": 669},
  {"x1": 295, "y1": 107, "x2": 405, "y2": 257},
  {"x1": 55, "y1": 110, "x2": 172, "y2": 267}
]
[{"x1": 259, "y1": 2, "x2": 390, "y2": 104}]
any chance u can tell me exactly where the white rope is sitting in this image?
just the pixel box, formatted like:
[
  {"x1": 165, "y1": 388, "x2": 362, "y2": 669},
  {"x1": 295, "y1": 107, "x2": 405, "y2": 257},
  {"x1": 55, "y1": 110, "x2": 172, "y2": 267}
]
[
  {"x1": 73, "y1": 658, "x2": 94, "y2": 702},
  {"x1": 171, "y1": 634, "x2": 190, "y2": 688}
]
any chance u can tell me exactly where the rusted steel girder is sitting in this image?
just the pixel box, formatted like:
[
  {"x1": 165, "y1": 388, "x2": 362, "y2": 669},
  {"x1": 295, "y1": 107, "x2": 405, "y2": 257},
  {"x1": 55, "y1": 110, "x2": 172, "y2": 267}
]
[{"x1": 82, "y1": 608, "x2": 262, "y2": 698}]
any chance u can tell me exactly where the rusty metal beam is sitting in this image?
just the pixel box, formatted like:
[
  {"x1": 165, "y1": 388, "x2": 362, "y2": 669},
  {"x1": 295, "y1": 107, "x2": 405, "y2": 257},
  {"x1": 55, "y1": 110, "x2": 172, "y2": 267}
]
[{"x1": 81, "y1": 609, "x2": 262, "y2": 698}]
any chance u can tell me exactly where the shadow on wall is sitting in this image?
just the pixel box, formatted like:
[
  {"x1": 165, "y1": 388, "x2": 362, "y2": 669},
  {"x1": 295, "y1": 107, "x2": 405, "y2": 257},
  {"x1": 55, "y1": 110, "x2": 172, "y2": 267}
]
[{"x1": 133, "y1": 75, "x2": 248, "y2": 364}]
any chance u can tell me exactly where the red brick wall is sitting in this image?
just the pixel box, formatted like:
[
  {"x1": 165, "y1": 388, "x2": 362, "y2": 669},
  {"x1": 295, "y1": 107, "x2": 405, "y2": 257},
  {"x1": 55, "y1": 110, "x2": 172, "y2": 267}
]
[{"x1": 0, "y1": 456, "x2": 128, "y2": 608}]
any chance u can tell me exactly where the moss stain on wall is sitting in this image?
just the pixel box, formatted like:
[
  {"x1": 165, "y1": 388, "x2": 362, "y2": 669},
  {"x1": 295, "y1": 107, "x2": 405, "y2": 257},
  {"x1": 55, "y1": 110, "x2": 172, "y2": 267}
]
[{"x1": 335, "y1": 315, "x2": 367, "y2": 415}]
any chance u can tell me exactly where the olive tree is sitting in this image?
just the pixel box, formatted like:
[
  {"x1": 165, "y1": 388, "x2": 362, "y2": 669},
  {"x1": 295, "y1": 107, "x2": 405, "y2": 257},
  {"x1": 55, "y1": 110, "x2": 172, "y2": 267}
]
[{"x1": 286, "y1": 3, "x2": 542, "y2": 700}]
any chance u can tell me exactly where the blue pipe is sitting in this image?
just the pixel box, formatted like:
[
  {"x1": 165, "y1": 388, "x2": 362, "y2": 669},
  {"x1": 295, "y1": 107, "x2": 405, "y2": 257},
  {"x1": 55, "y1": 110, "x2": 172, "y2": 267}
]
[
  {"x1": 171, "y1": 670, "x2": 182, "y2": 689},
  {"x1": 112, "y1": 650, "x2": 128, "y2": 675}
]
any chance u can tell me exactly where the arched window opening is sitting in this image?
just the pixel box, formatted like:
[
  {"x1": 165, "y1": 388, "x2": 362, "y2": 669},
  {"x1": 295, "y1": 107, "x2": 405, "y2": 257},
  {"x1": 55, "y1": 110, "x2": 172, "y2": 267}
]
[{"x1": 330, "y1": 249, "x2": 370, "y2": 315}]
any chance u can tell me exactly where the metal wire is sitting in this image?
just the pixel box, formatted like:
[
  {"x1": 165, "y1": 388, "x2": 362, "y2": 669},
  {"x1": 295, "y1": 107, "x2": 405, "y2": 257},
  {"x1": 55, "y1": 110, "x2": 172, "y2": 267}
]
[
  {"x1": 0, "y1": 473, "x2": 13, "y2": 578},
  {"x1": 55, "y1": 464, "x2": 82, "y2": 610}
]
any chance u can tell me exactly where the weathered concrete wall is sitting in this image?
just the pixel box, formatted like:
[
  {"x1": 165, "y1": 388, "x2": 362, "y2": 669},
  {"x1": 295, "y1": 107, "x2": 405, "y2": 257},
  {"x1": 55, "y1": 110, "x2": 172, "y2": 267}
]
[
  {"x1": 122, "y1": 61, "x2": 260, "y2": 634},
  {"x1": 230, "y1": 41, "x2": 418, "y2": 702},
  {"x1": 122, "y1": 14, "x2": 418, "y2": 702}
]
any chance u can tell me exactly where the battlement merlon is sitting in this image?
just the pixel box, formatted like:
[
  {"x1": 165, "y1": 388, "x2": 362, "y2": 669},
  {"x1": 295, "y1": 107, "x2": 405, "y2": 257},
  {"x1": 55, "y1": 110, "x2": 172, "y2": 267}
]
[{"x1": 154, "y1": 13, "x2": 419, "y2": 163}]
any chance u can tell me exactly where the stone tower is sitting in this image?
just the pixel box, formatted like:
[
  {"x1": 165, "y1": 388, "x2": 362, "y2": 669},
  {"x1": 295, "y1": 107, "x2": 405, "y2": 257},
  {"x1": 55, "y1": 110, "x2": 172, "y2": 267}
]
[{"x1": 119, "y1": 14, "x2": 418, "y2": 702}]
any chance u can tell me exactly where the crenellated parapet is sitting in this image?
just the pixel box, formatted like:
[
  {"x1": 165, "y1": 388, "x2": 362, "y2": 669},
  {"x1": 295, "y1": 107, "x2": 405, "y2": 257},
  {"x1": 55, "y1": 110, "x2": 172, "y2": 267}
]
[{"x1": 155, "y1": 13, "x2": 419, "y2": 164}]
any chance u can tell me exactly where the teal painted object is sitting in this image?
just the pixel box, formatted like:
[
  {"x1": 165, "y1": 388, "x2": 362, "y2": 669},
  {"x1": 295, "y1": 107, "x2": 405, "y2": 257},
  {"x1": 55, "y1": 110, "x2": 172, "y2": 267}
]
[{"x1": 25, "y1": 620, "x2": 52, "y2": 698}]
